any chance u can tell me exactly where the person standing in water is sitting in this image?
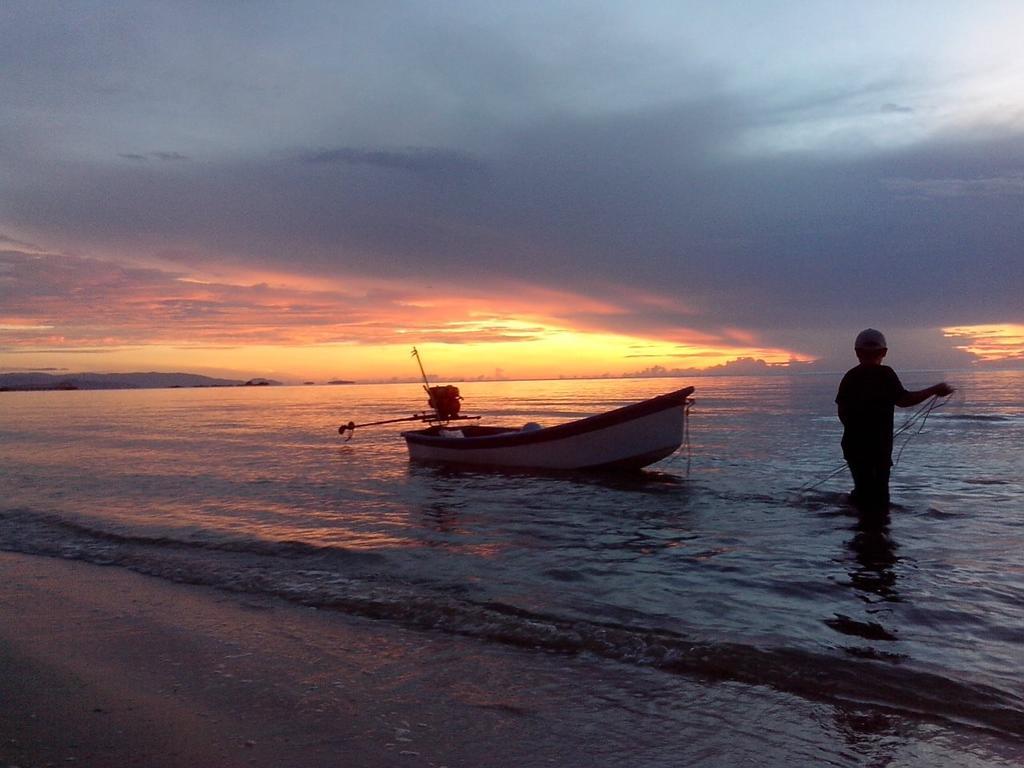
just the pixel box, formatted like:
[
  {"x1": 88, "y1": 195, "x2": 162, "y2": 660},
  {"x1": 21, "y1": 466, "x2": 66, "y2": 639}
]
[{"x1": 835, "y1": 329, "x2": 954, "y2": 513}]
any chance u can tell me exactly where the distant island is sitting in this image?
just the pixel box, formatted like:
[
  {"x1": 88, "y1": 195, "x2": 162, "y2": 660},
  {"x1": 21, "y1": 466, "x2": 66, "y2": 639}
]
[
  {"x1": 327, "y1": 379, "x2": 355, "y2": 385},
  {"x1": 0, "y1": 372, "x2": 281, "y2": 392}
]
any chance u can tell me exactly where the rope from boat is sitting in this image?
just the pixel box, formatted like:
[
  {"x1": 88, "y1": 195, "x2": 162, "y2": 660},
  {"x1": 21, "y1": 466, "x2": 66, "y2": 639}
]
[{"x1": 683, "y1": 398, "x2": 694, "y2": 477}]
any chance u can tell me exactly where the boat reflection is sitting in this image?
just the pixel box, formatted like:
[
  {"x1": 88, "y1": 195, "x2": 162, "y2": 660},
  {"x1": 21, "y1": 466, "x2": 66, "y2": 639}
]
[{"x1": 407, "y1": 460, "x2": 691, "y2": 495}]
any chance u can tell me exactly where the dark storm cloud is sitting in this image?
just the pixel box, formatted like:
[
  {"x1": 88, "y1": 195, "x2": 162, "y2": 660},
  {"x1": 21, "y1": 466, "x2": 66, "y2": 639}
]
[{"x1": 3, "y1": 99, "x2": 1023, "y2": 357}]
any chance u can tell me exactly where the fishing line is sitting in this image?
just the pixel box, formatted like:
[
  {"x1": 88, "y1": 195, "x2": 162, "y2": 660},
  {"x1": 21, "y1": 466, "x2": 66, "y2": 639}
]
[
  {"x1": 893, "y1": 394, "x2": 949, "y2": 467},
  {"x1": 797, "y1": 393, "x2": 951, "y2": 494},
  {"x1": 794, "y1": 462, "x2": 851, "y2": 493}
]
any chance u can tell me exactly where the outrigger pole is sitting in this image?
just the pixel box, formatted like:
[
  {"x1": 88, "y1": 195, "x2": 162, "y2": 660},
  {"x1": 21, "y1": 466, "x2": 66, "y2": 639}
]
[
  {"x1": 338, "y1": 412, "x2": 480, "y2": 441},
  {"x1": 339, "y1": 413, "x2": 434, "y2": 439}
]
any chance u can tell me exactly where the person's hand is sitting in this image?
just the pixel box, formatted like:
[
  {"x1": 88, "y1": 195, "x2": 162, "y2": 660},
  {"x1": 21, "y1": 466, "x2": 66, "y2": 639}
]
[{"x1": 934, "y1": 382, "x2": 954, "y2": 397}]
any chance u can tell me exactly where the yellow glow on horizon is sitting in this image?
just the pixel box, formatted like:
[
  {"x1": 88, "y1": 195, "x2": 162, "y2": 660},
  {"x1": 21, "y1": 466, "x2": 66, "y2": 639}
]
[
  {"x1": 0, "y1": 247, "x2": 814, "y2": 381},
  {"x1": 2, "y1": 323, "x2": 809, "y2": 383},
  {"x1": 943, "y1": 324, "x2": 1024, "y2": 362},
  {"x1": 401, "y1": 329, "x2": 802, "y2": 381}
]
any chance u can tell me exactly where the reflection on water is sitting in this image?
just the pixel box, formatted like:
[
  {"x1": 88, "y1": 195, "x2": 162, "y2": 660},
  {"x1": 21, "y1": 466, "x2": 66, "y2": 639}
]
[
  {"x1": 849, "y1": 515, "x2": 899, "y2": 603},
  {"x1": 2, "y1": 372, "x2": 1024, "y2": 762},
  {"x1": 825, "y1": 514, "x2": 902, "y2": 649}
]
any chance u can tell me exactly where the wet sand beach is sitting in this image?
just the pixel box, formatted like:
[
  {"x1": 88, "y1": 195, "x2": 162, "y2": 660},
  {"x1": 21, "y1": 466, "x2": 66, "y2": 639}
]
[
  {"x1": 5, "y1": 551, "x2": 823, "y2": 768},
  {"x1": 2, "y1": 552, "x2": 615, "y2": 768},
  {"x1": 4, "y1": 552, "x2": 1019, "y2": 768},
  {"x1": 5, "y1": 551, "x2": 1022, "y2": 768}
]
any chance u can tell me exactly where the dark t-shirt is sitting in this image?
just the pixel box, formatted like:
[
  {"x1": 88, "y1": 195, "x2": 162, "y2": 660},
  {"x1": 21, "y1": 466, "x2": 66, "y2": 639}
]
[{"x1": 835, "y1": 364, "x2": 907, "y2": 466}]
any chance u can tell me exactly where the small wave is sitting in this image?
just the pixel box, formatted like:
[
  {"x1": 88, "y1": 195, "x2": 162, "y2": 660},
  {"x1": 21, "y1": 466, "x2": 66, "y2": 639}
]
[
  {"x1": 0, "y1": 507, "x2": 386, "y2": 565},
  {"x1": 2, "y1": 507, "x2": 1024, "y2": 742},
  {"x1": 923, "y1": 507, "x2": 962, "y2": 519},
  {"x1": 543, "y1": 567, "x2": 588, "y2": 582},
  {"x1": 843, "y1": 646, "x2": 907, "y2": 662},
  {"x1": 788, "y1": 489, "x2": 849, "y2": 512},
  {"x1": 939, "y1": 414, "x2": 1014, "y2": 423},
  {"x1": 825, "y1": 614, "x2": 899, "y2": 641}
]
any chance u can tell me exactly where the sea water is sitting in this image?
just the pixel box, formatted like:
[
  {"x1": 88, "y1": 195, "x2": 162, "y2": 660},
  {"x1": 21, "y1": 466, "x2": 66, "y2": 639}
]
[{"x1": 2, "y1": 372, "x2": 1022, "y2": 765}]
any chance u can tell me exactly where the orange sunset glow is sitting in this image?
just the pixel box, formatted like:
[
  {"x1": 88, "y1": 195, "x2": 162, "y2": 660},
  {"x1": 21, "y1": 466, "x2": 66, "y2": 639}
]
[
  {"x1": 5, "y1": 239, "x2": 1023, "y2": 380},
  {"x1": 943, "y1": 325, "x2": 1024, "y2": 364},
  {"x1": 0, "y1": 249, "x2": 805, "y2": 381}
]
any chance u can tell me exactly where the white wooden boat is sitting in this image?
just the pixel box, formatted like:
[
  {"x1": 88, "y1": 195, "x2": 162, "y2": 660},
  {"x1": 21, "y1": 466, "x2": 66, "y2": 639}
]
[{"x1": 401, "y1": 386, "x2": 694, "y2": 471}]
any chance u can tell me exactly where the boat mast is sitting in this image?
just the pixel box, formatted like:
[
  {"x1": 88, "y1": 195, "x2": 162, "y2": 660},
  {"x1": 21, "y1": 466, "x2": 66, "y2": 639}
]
[{"x1": 411, "y1": 346, "x2": 431, "y2": 395}]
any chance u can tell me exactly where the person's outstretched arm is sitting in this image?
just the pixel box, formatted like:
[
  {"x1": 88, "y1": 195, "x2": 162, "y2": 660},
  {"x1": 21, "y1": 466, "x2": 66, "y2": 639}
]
[{"x1": 897, "y1": 382, "x2": 954, "y2": 408}]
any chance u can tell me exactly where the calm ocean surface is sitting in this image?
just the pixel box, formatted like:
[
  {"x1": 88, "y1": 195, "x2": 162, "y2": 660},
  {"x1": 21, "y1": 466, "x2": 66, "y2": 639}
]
[{"x1": 2, "y1": 372, "x2": 1023, "y2": 765}]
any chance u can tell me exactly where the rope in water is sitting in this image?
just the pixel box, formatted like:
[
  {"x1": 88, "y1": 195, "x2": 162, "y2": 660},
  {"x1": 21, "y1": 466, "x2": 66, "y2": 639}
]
[
  {"x1": 797, "y1": 394, "x2": 951, "y2": 494},
  {"x1": 663, "y1": 403, "x2": 696, "y2": 475},
  {"x1": 797, "y1": 462, "x2": 850, "y2": 494},
  {"x1": 682, "y1": 399, "x2": 694, "y2": 477}
]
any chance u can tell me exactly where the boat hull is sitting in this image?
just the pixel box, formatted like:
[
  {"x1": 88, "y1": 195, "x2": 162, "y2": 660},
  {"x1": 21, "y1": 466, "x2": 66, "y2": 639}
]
[{"x1": 402, "y1": 386, "x2": 694, "y2": 471}]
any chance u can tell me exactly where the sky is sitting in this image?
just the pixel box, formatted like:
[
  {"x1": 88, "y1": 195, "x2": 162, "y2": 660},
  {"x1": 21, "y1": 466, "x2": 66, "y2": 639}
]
[{"x1": 2, "y1": 1, "x2": 1022, "y2": 382}]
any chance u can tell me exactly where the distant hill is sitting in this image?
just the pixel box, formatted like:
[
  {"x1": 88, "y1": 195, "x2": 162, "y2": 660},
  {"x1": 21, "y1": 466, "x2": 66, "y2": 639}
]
[
  {"x1": 0, "y1": 372, "x2": 247, "y2": 391},
  {"x1": 327, "y1": 379, "x2": 355, "y2": 385}
]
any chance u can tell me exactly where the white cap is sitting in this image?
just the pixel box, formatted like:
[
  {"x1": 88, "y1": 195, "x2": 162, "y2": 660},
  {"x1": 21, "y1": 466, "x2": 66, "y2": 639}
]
[{"x1": 855, "y1": 328, "x2": 887, "y2": 350}]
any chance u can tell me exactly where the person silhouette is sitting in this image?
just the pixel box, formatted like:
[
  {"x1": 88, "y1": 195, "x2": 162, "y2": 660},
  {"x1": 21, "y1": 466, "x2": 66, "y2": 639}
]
[{"x1": 835, "y1": 329, "x2": 954, "y2": 515}]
